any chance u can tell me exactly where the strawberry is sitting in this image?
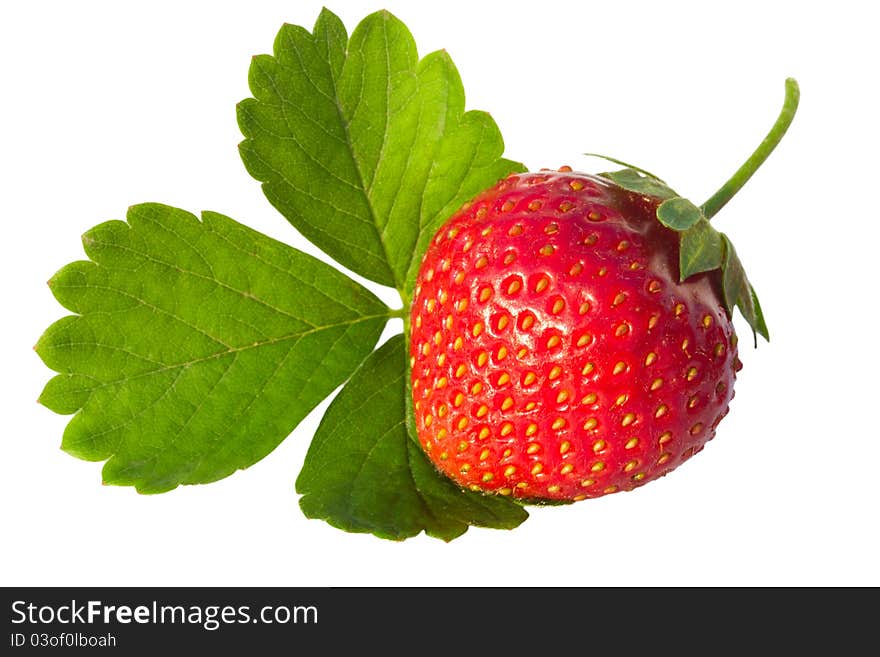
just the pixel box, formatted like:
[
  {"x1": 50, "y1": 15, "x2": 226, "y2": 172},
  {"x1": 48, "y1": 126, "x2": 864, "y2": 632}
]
[
  {"x1": 408, "y1": 79, "x2": 797, "y2": 502},
  {"x1": 409, "y1": 168, "x2": 736, "y2": 500}
]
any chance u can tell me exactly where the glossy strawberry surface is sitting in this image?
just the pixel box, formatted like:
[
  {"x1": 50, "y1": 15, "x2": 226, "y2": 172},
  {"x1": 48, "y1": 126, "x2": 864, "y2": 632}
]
[{"x1": 409, "y1": 169, "x2": 740, "y2": 501}]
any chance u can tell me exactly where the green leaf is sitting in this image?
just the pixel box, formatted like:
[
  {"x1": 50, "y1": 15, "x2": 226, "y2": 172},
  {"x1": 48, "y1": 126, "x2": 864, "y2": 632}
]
[
  {"x1": 720, "y1": 233, "x2": 768, "y2": 345},
  {"x1": 657, "y1": 196, "x2": 704, "y2": 231},
  {"x1": 36, "y1": 203, "x2": 389, "y2": 493},
  {"x1": 296, "y1": 335, "x2": 528, "y2": 541},
  {"x1": 238, "y1": 8, "x2": 523, "y2": 297},
  {"x1": 679, "y1": 218, "x2": 723, "y2": 280},
  {"x1": 598, "y1": 168, "x2": 678, "y2": 200}
]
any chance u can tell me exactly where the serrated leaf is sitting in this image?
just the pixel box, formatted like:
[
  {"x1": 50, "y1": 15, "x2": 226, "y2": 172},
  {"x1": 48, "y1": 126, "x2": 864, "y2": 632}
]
[
  {"x1": 296, "y1": 334, "x2": 528, "y2": 541},
  {"x1": 657, "y1": 196, "x2": 704, "y2": 231},
  {"x1": 238, "y1": 8, "x2": 523, "y2": 296},
  {"x1": 720, "y1": 233, "x2": 767, "y2": 346},
  {"x1": 598, "y1": 168, "x2": 678, "y2": 200},
  {"x1": 36, "y1": 203, "x2": 389, "y2": 493},
  {"x1": 679, "y1": 218, "x2": 723, "y2": 280}
]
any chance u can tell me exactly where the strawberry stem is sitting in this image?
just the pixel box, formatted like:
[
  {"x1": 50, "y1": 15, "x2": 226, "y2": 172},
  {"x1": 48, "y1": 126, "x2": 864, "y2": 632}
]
[{"x1": 701, "y1": 78, "x2": 800, "y2": 219}]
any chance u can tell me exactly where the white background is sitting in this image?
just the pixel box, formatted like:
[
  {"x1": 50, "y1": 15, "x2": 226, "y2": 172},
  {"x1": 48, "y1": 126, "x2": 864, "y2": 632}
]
[{"x1": 2, "y1": 0, "x2": 877, "y2": 587}]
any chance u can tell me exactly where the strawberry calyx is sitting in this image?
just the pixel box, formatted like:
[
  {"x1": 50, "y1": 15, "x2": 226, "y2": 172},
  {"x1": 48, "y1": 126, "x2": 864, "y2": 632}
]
[
  {"x1": 598, "y1": 165, "x2": 768, "y2": 345},
  {"x1": 589, "y1": 78, "x2": 799, "y2": 346}
]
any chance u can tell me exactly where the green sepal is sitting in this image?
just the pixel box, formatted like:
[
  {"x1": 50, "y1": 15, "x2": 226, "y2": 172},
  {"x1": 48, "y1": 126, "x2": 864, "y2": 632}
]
[
  {"x1": 657, "y1": 196, "x2": 703, "y2": 231},
  {"x1": 721, "y1": 234, "x2": 769, "y2": 346},
  {"x1": 678, "y1": 221, "x2": 768, "y2": 345},
  {"x1": 584, "y1": 152, "x2": 667, "y2": 183},
  {"x1": 749, "y1": 283, "x2": 769, "y2": 342},
  {"x1": 679, "y1": 218, "x2": 723, "y2": 280},
  {"x1": 597, "y1": 168, "x2": 678, "y2": 200}
]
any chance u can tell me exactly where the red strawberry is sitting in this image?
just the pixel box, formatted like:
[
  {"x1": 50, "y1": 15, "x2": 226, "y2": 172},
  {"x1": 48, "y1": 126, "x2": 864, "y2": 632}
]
[
  {"x1": 409, "y1": 79, "x2": 797, "y2": 503},
  {"x1": 409, "y1": 168, "x2": 739, "y2": 501}
]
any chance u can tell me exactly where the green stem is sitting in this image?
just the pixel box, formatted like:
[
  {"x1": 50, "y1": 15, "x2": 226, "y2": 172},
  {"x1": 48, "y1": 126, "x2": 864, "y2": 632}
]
[{"x1": 701, "y1": 78, "x2": 800, "y2": 219}]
